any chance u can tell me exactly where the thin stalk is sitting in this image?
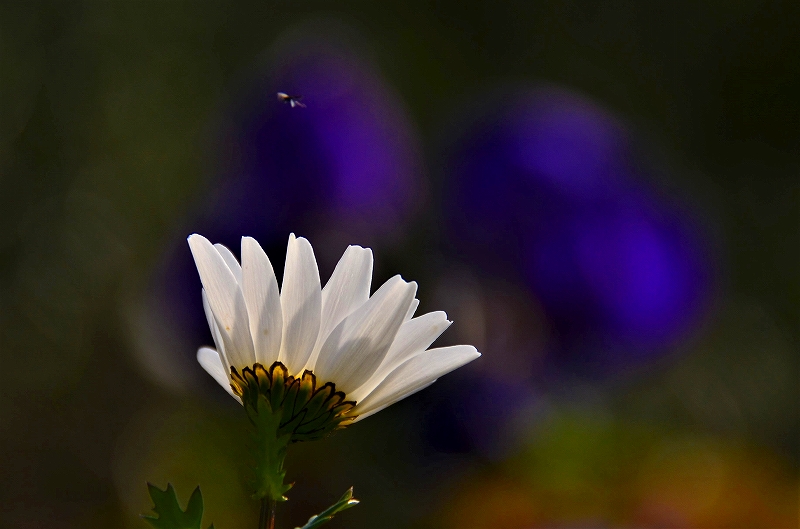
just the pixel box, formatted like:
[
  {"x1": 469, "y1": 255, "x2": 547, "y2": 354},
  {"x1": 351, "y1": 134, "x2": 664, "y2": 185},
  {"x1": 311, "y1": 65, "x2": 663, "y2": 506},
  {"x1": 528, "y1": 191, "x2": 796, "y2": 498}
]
[{"x1": 259, "y1": 497, "x2": 277, "y2": 529}]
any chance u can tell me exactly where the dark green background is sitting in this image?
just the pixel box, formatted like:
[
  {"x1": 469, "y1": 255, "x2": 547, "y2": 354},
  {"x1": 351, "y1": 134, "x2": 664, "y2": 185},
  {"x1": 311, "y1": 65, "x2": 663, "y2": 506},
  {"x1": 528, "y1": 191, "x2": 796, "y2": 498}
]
[{"x1": 1, "y1": 2, "x2": 797, "y2": 527}]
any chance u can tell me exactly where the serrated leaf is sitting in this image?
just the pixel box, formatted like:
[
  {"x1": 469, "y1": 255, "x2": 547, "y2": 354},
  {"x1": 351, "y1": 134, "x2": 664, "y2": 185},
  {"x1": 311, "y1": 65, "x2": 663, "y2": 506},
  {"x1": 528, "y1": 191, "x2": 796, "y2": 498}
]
[
  {"x1": 141, "y1": 483, "x2": 213, "y2": 529},
  {"x1": 294, "y1": 487, "x2": 360, "y2": 529}
]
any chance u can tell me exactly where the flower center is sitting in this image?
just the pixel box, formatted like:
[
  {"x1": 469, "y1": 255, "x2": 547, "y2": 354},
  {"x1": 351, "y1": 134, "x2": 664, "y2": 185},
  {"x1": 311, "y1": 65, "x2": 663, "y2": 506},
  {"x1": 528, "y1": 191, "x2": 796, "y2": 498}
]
[{"x1": 230, "y1": 362, "x2": 357, "y2": 442}]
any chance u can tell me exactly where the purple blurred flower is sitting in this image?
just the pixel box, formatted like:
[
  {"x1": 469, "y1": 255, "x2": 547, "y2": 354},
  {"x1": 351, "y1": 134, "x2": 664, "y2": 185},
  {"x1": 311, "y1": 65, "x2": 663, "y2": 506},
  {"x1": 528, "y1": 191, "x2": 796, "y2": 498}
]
[
  {"x1": 526, "y1": 193, "x2": 712, "y2": 357},
  {"x1": 133, "y1": 31, "x2": 424, "y2": 386},
  {"x1": 211, "y1": 33, "x2": 423, "y2": 247},
  {"x1": 447, "y1": 89, "x2": 629, "y2": 270},
  {"x1": 446, "y1": 87, "x2": 714, "y2": 371}
]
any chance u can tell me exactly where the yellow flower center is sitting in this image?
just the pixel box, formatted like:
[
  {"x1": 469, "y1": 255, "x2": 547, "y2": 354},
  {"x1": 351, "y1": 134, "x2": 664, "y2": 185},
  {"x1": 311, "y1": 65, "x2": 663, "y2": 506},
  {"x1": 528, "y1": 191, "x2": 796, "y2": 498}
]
[{"x1": 230, "y1": 362, "x2": 357, "y2": 442}]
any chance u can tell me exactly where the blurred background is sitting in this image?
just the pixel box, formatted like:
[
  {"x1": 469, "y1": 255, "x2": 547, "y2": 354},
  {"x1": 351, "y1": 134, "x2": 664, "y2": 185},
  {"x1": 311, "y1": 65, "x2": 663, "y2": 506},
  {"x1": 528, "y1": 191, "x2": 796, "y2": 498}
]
[{"x1": 1, "y1": 2, "x2": 798, "y2": 528}]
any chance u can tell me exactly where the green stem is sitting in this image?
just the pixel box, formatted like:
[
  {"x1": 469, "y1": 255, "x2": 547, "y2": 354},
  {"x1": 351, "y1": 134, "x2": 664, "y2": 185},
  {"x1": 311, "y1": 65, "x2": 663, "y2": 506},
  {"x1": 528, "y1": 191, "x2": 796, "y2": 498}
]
[
  {"x1": 259, "y1": 497, "x2": 276, "y2": 529},
  {"x1": 247, "y1": 394, "x2": 292, "y2": 511}
]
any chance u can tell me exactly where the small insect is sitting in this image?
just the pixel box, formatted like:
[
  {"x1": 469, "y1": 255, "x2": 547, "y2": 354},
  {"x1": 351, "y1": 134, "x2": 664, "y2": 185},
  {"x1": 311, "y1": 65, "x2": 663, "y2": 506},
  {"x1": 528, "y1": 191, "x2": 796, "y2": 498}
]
[{"x1": 277, "y1": 92, "x2": 306, "y2": 108}]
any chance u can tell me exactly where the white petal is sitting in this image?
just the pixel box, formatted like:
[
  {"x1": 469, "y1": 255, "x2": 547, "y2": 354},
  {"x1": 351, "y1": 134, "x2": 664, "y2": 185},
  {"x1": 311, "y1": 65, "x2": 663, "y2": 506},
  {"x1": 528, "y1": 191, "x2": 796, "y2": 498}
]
[
  {"x1": 404, "y1": 298, "x2": 419, "y2": 322},
  {"x1": 196, "y1": 347, "x2": 237, "y2": 398},
  {"x1": 314, "y1": 275, "x2": 416, "y2": 393},
  {"x1": 202, "y1": 289, "x2": 231, "y2": 371},
  {"x1": 241, "y1": 237, "x2": 283, "y2": 366},
  {"x1": 279, "y1": 234, "x2": 322, "y2": 374},
  {"x1": 214, "y1": 243, "x2": 242, "y2": 285},
  {"x1": 349, "y1": 311, "x2": 451, "y2": 402},
  {"x1": 352, "y1": 345, "x2": 480, "y2": 420},
  {"x1": 188, "y1": 234, "x2": 255, "y2": 368},
  {"x1": 306, "y1": 245, "x2": 373, "y2": 370}
]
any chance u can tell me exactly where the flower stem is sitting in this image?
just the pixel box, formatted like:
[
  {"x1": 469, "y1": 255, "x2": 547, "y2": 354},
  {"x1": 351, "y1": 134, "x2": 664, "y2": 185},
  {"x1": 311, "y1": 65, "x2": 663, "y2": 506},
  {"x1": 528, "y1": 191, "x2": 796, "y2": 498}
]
[
  {"x1": 248, "y1": 395, "x2": 292, "y2": 502},
  {"x1": 259, "y1": 497, "x2": 276, "y2": 529}
]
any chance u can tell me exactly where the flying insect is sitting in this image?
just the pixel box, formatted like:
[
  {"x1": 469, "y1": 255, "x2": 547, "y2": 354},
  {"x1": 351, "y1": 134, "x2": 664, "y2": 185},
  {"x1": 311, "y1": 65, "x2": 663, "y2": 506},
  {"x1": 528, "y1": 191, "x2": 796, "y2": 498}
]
[{"x1": 277, "y1": 92, "x2": 306, "y2": 108}]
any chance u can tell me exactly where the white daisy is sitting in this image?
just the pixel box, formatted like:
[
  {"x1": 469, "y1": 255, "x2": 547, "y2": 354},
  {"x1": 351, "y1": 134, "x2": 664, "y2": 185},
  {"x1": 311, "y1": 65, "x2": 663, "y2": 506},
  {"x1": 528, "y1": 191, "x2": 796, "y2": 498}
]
[{"x1": 188, "y1": 233, "x2": 480, "y2": 441}]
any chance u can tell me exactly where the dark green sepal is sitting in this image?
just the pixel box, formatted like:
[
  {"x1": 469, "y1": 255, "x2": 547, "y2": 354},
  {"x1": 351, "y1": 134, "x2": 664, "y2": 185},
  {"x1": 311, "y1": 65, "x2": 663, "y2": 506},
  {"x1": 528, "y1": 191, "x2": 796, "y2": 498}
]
[
  {"x1": 292, "y1": 371, "x2": 316, "y2": 415},
  {"x1": 278, "y1": 409, "x2": 307, "y2": 438},
  {"x1": 293, "y1": 487, "x2": 360, "y2": 529},
  {"x1": 301, "y1": 382, "x2": 335, "y2": 419},
  {"x1": 269, "y1": 364, "x2": 287, "y2": 410},
  {"x1": 294, "y1": 410, "x2": 336, "y2": 436},
  {"x1": 232, "y1": 362, "x2": 358, "y2": 443},
  {"x1": 141, "y1": 483, "x2": 214, "y2": 529},
  {"x1": 248, "y1": 393, "x2": 292, "y2": 501},
  {"x1": 281, "y1": 377, "x2": 300, "y2": 424}
]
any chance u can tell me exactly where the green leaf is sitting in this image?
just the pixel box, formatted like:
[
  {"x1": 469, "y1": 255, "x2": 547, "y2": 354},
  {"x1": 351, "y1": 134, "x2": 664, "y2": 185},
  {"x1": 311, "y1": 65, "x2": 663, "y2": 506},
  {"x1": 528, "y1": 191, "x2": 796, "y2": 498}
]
[
  {"x1": 141, "y1": 483, "x2": 214, "y2": 529},
  {"x1": 248, "y1": 394, "x2": 293, "y2": 501},
  {"x1": 293, "y1": 487, "x2": 360, "y2": 529}
]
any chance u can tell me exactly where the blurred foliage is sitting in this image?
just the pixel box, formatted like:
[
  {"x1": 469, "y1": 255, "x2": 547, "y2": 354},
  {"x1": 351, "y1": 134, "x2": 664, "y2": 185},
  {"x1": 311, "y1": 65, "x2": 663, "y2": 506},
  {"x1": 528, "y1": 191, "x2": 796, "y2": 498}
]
[
  {"x1": 434, "y1": 411, "x2": 797, "y2": 528},
  {"x1": 0, "y1": 1, "x2": 797, "y2": 528}
]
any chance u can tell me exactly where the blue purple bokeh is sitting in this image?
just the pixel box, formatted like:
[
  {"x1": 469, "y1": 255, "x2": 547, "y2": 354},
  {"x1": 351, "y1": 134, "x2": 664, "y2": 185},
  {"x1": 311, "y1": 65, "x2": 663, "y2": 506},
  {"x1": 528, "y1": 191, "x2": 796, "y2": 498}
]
[
  {"x1": 142, "y1": 60, "x2": 716, "y2": 459},
  {"x1": 209, "y1": 36, "x2": 423, "y2": 249},
  {"x1": 445, "y1": 88, "x2": 716, "y2": 375},
  {"x1": 139, "y1": 31, "x2": 424, "y2": 378}
]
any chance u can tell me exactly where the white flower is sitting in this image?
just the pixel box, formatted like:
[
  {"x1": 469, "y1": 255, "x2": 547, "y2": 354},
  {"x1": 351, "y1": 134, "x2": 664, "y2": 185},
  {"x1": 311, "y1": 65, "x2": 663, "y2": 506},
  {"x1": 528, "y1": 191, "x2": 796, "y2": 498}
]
[{"x1": 188, "y1": 233, "x2": 480, "y2": 430}]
